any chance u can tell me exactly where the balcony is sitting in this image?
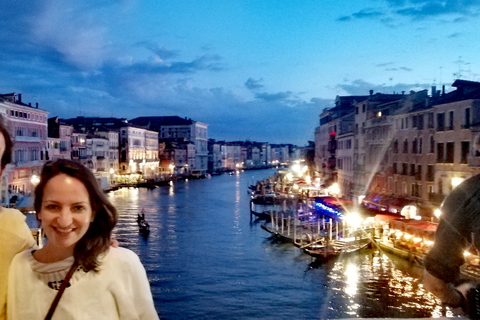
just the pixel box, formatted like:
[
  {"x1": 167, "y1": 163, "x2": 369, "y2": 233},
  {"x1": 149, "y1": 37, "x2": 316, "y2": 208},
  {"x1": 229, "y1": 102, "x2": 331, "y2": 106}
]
[
  {"x1": 14, "y1": 136, "x2": 41, "y2": 143},
  {"x1": 468, "y1": 155, "x2": 480, "y2": 167}
]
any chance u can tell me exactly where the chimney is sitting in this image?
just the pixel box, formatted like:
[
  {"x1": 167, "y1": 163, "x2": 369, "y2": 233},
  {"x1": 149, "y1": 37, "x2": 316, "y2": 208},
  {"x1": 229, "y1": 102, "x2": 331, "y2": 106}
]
[
  {"x1": 442, "y1": 85, "x2": 445, "y2": 96},
  {"x1": 369, "y1": 90, "x2": 373, "y2": 96},
  {"x1": 36, "y1": 102, "x2": 38, "y2": 108},
  {"x1": 431, "y1": 86, "x2": 436, "y2": 98},
  {"x1": 17, "y1": 93, "x2": 22, "y2": 103}
]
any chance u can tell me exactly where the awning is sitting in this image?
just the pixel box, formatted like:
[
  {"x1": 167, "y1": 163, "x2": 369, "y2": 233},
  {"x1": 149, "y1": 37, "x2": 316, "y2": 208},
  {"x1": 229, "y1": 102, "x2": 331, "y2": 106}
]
[{"x1": 15, "y1": 196, "x2": 34, "y2": 212}]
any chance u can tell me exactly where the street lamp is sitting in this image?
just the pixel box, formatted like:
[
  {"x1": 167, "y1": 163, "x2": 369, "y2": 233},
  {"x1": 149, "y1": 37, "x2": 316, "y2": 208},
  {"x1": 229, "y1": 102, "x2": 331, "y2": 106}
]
[{"x1": 30, "y1": 175, "x2": 40, "y2": 186}]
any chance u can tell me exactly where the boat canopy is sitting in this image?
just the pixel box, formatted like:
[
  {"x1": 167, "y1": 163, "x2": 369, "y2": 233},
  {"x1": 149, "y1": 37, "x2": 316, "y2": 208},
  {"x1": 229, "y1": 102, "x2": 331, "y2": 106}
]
[
  {"x1": 313, "y1": 196, "x2": 355, "y2": 220},
  {"x1": 389, "y1": 218, "x2": 437, "y2": 241}
]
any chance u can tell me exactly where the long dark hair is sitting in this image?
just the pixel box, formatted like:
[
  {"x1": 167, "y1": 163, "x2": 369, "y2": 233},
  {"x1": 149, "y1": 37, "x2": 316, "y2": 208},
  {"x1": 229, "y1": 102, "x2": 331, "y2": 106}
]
[
  {"x1": 34, "y1": 159, "x2": 118, "y2": 271},
  {"x1": 0, "y1": 116, "x2": 12, "y2": 171}
]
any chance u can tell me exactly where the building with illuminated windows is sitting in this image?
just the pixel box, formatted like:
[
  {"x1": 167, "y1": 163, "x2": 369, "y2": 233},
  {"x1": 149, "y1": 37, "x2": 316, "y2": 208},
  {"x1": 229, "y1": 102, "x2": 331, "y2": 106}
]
[
  {"x1": 0, "y1": 93, "x2": 49, "y2": 205},
  {"x1": 130, "y1": 116, "x2": 209, "y2": 176}
]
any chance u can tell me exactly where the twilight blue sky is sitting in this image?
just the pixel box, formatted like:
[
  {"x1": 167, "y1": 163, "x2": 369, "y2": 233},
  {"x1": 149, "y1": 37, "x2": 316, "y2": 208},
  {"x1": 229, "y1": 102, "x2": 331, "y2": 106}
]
[{"x1": 1, "y1": 0, "x2": 479, "y2": 145}]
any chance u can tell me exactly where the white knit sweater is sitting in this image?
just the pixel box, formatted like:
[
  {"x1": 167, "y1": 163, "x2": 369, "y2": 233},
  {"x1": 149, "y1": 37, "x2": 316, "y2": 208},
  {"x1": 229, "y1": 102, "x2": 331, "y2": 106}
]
[{"x1": 7, "y1": 247, "x2": 159, "y2": 320}]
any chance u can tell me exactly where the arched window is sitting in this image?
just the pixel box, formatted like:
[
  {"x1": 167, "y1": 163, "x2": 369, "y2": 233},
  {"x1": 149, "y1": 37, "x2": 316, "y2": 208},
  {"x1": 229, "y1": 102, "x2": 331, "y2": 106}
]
[
  {"x1": 412, "y1": 138, "x2": 418, "y2": 154},
  {"x1": 393, "y1": 139, "x2": 398, "y2": 153}
]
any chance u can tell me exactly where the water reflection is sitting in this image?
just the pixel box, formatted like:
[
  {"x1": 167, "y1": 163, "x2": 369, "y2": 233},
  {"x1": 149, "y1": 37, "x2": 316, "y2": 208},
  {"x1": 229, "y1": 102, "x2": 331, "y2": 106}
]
[{"x1": 105, "y1": 170, "x2": 445, "y2": 319}]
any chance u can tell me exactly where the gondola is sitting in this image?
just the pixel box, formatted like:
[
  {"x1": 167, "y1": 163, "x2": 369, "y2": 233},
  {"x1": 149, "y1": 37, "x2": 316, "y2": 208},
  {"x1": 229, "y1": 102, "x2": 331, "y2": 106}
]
[{"x1": 137, "y1": 212, "x2": 150, "y2": 236}]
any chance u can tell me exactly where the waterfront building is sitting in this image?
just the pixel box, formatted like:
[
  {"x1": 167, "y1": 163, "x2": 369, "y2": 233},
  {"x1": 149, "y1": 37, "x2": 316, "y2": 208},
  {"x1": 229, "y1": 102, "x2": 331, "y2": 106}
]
[
  {"x1": 119, "y1": 125, "x2": 159, "y2": 182},
  {"x1": 224, "y1": 143, "x2": 243, "y2": 171},
  {"x1": 378, "y1": 82, "x2": 480, "y2": 216},
  {"x1": 208, "y1": 139, "x2": 223, "y2": 174},
  {"x1": 47, "y1": 117, "x2": 73, "y2": 161},
  {"x1": 63, "y1": 117, "x2": 157, "y2": 183},
  {"x1": 315, "y1": 108, "x2": 341, "y2": 187},
  {"x1": 86, "y1": 133, "x2": 110, "y2": 172},
  {"x1": 388, "y1": 90, "x2": 436, "y2": 206},
  {"x1": 160, "y1": 138, "x2": 195, "y2": 176},
  {"x1": 130, "y1": 116, "x2": 209, "y2": 175},
  {"x1": 315, "y1": 80, "x2": 480, "y2": 219},
  {"x1": 335, "y1": 112, "x2": 354, "y2": 199},
  {"x1": 429, "y1": 81, "x2": 480, "y2": 201},
  {"x1": 90, "y1": 128, "x2": 119, "y2": 182},
  {"x1": 71, "y1": 131, "x2": 87, "y2": 162},
  {"x1": 270, "y1": 144, "x2": 290, "y2": 166},
  {"x1": 0, "y1": 93, "x2": 48, "y2": 205}
]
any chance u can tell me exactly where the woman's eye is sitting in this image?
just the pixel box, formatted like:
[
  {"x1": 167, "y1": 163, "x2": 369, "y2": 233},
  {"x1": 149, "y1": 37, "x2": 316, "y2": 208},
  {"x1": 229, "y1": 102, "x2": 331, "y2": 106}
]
[
  {"x1": 72, "y1": 205, "x2": 85, "y2": 212},
  {"x1": 45, "y1": 204, "x2": 59, "y2": 211}
]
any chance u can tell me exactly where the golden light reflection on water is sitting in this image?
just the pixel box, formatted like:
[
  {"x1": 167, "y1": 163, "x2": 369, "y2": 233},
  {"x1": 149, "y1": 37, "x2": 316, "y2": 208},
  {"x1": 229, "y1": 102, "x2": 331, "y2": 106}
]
[
  {"x1": 233, "y1": 175, "x2": 242, "y2": 236},
  {"x1": 322, "y1": 250, "x2": 443, "y2": 318},
  {"x1": 344, "y1": 263, "x2": 359, "y2": 297}
]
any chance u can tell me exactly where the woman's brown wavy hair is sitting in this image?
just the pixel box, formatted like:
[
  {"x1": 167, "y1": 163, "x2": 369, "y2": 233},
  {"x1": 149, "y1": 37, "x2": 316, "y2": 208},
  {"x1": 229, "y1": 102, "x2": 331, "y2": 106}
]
[{"x1": 35, "y1": 159, "x2": 118, "y2": 272}]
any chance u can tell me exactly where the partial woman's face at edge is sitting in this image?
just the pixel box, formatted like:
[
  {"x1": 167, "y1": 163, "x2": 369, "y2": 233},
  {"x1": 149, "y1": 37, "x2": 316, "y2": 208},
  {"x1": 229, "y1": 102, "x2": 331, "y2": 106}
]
[{"x1": 0, "y1": 132, "x2": 6, "y2": 176}]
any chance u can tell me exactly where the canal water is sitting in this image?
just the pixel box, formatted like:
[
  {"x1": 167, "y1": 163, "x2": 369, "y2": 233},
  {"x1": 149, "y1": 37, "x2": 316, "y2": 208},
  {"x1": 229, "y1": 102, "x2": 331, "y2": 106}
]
[{"x1": 107, "y1": 169, "x2": 447, "y2": 319}]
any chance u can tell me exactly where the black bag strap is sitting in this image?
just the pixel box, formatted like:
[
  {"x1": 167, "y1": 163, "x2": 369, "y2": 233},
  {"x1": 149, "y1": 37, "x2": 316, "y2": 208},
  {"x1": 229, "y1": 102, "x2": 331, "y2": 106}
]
[{"x1": 44, "y1": 262, "x2": 78, "y2": 320}]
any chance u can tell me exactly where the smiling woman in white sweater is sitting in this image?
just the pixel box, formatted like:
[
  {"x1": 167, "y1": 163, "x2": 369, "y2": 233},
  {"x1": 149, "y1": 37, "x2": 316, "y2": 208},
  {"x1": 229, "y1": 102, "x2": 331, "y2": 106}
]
[{"x1": 7, "y1": 159, "x2": 159, "y2": 320}]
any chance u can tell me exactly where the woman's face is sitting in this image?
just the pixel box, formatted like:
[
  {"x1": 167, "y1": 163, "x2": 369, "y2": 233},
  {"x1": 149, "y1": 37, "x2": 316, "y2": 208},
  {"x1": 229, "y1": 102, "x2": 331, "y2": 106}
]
[{"x1": 39, "y1": 173, "x2": 93, "y2": 256}]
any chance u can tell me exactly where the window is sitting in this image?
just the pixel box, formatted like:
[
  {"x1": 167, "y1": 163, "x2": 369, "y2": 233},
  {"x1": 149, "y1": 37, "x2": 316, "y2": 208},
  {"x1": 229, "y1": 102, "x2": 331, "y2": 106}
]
[
  {"x1": 427, "y1": 165, "x2": 434, "y2": 181},
  {"x1": 430, "y1": 136, "x2": 435, "y2": 153},
  {"x1": 411, "y1": 183, "x2": 420, "y2": 197},
  {"x1": 393, "y1": 139, "x2": 398, "y2": 153},
  {"x1": 402, "y1": 163, "x2": 408, "y2": 175},
  {"x1": 428, "y1": 113, "x2": 434, "y2": 128},
  {"x1": 465, "y1": 108, "x2": 471, "y2": 128},
  {"x1": 412, "y1": 138, "x2": 418, "y2": 154},
  {"x1": 403, "y1": 139, "x2": 409, "y2": 153},
  {"x1": 416, "y1": 165, "x2": 422, "y2": 180},
  {"x1": 437, "y1": 143, "x2": 444, "y2": 162},
  {"x1": 446, "y1": 142, "x2": 454, "y2": 163},
  {"x1": 410, "y1": 163, "x2": 416, "y2": 176},
  {"x1": 437, "y1": 113, "x2": 445, "y2": 131},
  {"x1": 392, "y1": 162, "x2": 397, "y2": 174},
  {"x1": 461, "y1": 141, "x2": 469, "y2": 164},
  {"x1": 448, "y1": 111, "x2": 454, "y2": 130},
  {"x1": 419, "y1": 137, "x2": 423, "y2": 154},
  {"x1": 418, "y1": 114, "x2": 424, "y2": 130}
]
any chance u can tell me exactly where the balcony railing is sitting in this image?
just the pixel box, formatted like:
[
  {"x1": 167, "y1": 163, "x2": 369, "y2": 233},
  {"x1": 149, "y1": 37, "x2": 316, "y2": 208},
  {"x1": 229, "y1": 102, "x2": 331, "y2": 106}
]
[
  {"x1": 468, "y1": 155, "x2": 480, "y2": 167},
  {"x1": 14, "y1": 136, "x2": 41, "y2": 143}
]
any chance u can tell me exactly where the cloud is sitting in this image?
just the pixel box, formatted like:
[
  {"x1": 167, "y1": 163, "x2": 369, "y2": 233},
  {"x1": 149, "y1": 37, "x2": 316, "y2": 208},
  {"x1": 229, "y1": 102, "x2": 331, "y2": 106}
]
[
  {"x1": 377, "y1": 62, "x2": 394, "y2": 67},
  {"x1": 448, "y1": 32, "x2": 462, "y2": 38},
  {"x1": 336, "y1": 16, "x2": 351, "y2": 21},
  {"x1": 28, "y1": 1, "x2": 111, "y2": 70},
  {"x1": 336, "y1": 79, "x2": 432, "y2": 96},
  {"x1": 352, "y1": 8, "x2": 385, "y2": 19},
  {"x1": 244, "y1": 78, "x2": 264, "y2": 90},
  {"x1": 136, "y1": 41, "x2": 179, "y2": 61},
  {"x1": 255, "y1": 91, "x2": 292, "y2": 102},
  {"x1": 339, "y1": 0, "x2": 480, "y2": 23}
]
